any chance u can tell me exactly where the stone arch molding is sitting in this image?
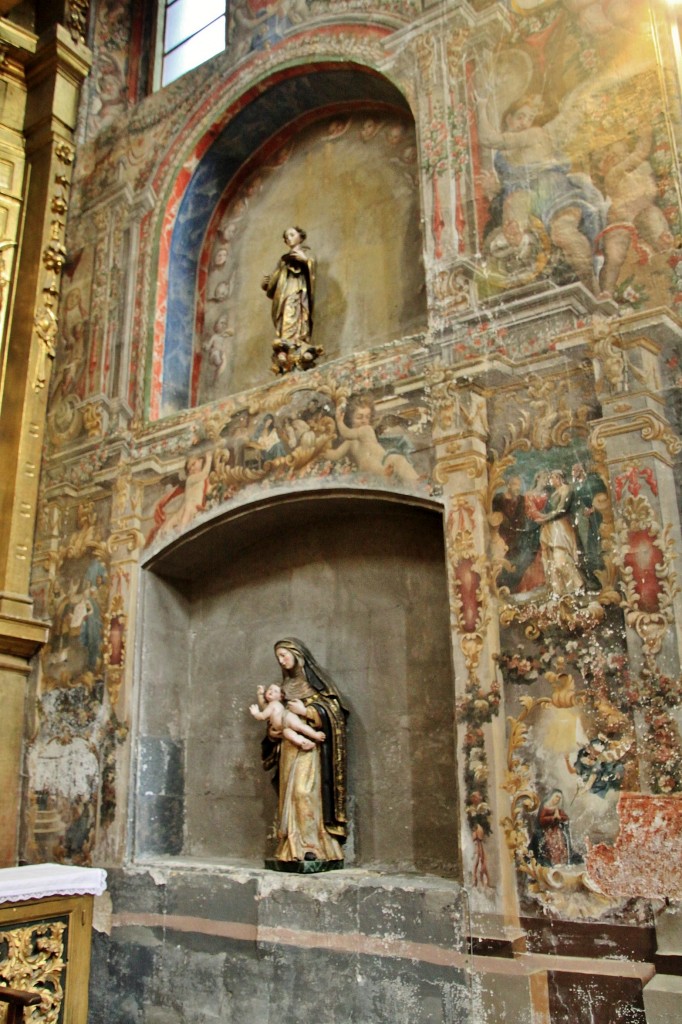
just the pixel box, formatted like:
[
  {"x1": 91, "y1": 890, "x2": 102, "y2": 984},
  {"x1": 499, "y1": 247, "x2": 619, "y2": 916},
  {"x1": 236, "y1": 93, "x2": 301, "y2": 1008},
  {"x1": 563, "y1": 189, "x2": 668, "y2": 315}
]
[
  {"x1": 146, "y1": 53, "x2": 419, "y2": 420},
  {"x1": 143, "y1": 485, "x2": 444, "y2": 575}
]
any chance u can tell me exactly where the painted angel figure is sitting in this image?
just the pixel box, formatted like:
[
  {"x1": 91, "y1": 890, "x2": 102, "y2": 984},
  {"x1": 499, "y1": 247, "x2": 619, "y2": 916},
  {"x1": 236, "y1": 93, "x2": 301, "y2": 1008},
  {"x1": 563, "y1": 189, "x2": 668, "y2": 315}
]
[{"x1": 475, "y1": 75, "x2": 607, "y2": 294}]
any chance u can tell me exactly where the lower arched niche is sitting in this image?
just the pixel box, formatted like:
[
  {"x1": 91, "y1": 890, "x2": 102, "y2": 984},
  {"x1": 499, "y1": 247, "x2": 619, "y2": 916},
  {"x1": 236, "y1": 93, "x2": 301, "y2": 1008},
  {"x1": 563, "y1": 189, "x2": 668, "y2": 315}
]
[{"x1": 136, "y1": 493, "x2": 460, "y2": 879}]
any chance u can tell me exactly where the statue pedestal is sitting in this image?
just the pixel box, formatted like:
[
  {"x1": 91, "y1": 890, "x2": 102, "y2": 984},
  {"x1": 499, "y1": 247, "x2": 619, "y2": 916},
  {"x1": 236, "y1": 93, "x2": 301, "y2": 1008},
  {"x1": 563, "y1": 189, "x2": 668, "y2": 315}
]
[
  {"x1": 264, "y1": 857, "x2": 344, "y2": 874},
  {"x1": 94, "y1": 862, "x2": 473, "y2": 1022}
]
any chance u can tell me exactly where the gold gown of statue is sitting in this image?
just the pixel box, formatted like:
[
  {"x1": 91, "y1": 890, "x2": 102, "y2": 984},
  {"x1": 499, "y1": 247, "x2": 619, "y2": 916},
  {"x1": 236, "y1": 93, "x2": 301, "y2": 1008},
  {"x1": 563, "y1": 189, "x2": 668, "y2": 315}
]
[{"x1": 265, "y1": 246, "x2": 315, "y2": 346}]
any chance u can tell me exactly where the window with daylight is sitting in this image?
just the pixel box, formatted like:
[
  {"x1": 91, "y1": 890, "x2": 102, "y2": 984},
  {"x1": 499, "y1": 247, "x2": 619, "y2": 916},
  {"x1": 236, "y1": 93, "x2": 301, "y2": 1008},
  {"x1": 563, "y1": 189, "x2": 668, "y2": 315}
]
[{"x1": 159, "y1": 0, "x2": 227, "y2": 88}]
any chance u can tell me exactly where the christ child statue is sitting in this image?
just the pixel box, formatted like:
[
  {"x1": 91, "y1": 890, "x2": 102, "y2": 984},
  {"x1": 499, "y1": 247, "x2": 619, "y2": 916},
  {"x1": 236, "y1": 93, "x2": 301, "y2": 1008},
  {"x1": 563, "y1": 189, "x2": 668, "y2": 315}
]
[{"x1": 249, "y1": 683, "x2": 325, "y2": 750}]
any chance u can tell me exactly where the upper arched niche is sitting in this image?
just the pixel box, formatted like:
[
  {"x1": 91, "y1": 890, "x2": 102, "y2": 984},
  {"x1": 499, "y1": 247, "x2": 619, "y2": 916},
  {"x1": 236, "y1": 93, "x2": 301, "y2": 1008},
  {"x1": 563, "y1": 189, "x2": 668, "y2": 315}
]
[{"x1": 154, "y1": 66, "x2": 426, "y2": 417}]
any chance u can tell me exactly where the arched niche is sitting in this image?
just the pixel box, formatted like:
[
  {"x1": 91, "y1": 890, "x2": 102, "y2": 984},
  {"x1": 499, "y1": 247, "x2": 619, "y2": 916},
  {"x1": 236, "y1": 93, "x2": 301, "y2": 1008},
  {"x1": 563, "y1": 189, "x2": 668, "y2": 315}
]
[
  {"x1": 156, "y1": 66, "x2": 427, "y2": 416},
  {"x1": 136, "y1": 492, "x2": 460, "y2": 879}
]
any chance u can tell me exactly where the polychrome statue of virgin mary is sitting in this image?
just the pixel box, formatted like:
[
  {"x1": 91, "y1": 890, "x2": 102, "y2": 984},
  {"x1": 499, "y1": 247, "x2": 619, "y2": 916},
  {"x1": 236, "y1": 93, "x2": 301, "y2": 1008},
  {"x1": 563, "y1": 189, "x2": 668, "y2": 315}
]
[{"x1": 259, "y1": 637, "x2": 348, "y2": 871}]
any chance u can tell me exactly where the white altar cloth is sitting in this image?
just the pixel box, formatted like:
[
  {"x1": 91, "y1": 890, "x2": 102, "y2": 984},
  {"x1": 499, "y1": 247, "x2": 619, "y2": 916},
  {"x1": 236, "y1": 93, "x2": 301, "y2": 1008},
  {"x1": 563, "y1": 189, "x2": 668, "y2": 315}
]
[{"x1": 0, "y1": 864, "x2": 107, "y2": 903}]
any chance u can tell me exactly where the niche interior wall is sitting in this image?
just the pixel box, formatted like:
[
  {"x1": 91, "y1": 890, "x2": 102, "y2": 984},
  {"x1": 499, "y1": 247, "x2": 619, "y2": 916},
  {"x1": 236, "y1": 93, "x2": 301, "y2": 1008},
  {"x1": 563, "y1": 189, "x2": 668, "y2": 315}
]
[{"x1": 137, "y1": 496, "x2": 459, "y2": 878}]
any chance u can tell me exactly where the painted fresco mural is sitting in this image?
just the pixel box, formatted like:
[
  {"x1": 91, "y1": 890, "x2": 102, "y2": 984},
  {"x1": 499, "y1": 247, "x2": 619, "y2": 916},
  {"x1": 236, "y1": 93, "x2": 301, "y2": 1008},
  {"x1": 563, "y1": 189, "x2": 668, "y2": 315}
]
[
  {"x1": 27, "y1": 501, "x2": 129, "y2": 865},
  {"x1": 485, "y1": 360, "x2": 682, "y2": 918},
  {"x1": 24, "y1": 0, "x2": 682, "y2": 967},
  {"x1": 47, "y1": 249, "x2": 94, "y2": 447},
  {"x1": 82, "y1": 0, "x2": 136, "y2": 138},
  {"x1": 484, "y1": 374, "x2": 625, "y2": 916},
  {"x1": 228, "y1": 0, "x2": 419, "y2": 59},
  {"x1": 471, "y1": 1, "x2": 677, "y2": 307}
]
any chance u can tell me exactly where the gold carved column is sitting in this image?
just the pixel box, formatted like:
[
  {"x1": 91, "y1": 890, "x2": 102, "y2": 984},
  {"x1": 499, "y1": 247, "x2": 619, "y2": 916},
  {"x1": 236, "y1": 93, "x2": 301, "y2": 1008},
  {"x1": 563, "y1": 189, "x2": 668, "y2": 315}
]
[{"x1": 0, "y1": 16, "x2": 91, "y2": 865}]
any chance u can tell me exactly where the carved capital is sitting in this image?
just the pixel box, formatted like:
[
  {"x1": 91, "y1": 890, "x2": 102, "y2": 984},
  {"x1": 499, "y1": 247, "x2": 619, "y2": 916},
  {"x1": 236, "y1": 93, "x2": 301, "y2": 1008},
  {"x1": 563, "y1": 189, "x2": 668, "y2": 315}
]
[
  {"x1": 425, "y1": 365, "x2": 488, "y2": 438},
  {"x1": 434, "y1": 447, "x2": 487, "y2": 485},
  {"x1": 591, "y1": 413, "x2": 682, "y2": 459},
  {"x1": 107, "y1": 528, "x2": 144, "y2": 556}
]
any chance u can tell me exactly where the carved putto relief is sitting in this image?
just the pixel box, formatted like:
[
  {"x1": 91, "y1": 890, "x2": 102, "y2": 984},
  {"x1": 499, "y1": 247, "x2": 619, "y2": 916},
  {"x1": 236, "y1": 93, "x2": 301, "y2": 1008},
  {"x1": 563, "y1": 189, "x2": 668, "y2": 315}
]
[{"x1": 144, "y1": 375, "x2": 431, "y2": 547}]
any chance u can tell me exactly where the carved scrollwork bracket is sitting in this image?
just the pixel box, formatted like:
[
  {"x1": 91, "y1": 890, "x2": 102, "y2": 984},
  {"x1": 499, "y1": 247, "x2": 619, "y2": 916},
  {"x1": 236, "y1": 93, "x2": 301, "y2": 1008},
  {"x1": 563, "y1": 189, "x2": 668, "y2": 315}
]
[
  {"x1": 425, "y1": 364, "x2": 489, "y2": 439},
  {"x1": 591, "y1": 414, "x2": 682, "y2": 461},
  {"x1": 66, "y1": 1, "x2": 91, "y2": 46}
]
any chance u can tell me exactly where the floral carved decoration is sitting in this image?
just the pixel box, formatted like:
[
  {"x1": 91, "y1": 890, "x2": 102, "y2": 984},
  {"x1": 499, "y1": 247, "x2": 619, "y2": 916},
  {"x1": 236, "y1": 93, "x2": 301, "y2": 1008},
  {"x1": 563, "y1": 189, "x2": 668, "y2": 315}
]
[
  {"x1": 0, "y1": 921, "x2": 66, "y2": 1023},
  {"x1": 448, "y1": 499, "x2": 500, "y2": 873},
  {"x1": 612, "y1": 494, "x2": 678, "y2": 660},
  {"x1": 611, "y1": 492, "x2": 682, "y2": 795},
  {"x1": 34, "y1": 145, "x2": 74, "y2": 392},
  {"x1": 614, "y1": 464, "x2": 658, "y2": 500}
]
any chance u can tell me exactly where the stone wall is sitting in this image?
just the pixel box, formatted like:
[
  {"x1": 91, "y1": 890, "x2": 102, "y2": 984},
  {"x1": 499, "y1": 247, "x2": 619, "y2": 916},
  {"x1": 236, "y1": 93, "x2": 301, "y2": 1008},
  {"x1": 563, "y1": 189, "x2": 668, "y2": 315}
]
[{"x1": 90, "y1": 867, "x2": 471, "y2": 1024}]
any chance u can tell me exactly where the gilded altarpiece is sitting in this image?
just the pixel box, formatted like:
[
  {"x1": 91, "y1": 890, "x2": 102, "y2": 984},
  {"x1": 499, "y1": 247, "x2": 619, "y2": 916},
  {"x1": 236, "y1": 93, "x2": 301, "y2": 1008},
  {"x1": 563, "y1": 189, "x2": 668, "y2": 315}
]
[{"x1": 0, "y1": 893, "x2": 94, "y2": 1024}]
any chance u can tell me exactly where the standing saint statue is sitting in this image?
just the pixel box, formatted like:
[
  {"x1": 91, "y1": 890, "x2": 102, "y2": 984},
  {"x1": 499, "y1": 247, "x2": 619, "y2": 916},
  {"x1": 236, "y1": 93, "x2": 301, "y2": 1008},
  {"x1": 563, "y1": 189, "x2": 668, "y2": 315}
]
[
  {"x1": 256, "y1": 638, "x2": 348, "y2": 871},
  {"x1": 261, "y1": 227, "x2": 323, "y2": 375}
]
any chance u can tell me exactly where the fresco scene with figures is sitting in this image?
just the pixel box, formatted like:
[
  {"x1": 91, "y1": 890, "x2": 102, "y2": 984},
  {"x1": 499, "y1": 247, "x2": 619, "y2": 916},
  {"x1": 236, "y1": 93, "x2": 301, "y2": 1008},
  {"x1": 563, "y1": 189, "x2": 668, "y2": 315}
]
[{"x1": 3, "y1": 1, "x2": 682, "y2": 1023}]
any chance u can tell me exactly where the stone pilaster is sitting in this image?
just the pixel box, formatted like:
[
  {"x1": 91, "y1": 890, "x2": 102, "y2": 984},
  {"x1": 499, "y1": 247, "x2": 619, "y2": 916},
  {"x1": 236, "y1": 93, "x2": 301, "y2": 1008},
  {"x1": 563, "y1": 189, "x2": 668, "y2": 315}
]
[
  {"x1": 99, "y1": 466, "x2": 143, "y2": 861},
  {"x1": 586, "y1": 317, "x2": 682, "y2": 795},
  {"x1": 427, "y1": 364, "x2": 521, "y2": 940}
]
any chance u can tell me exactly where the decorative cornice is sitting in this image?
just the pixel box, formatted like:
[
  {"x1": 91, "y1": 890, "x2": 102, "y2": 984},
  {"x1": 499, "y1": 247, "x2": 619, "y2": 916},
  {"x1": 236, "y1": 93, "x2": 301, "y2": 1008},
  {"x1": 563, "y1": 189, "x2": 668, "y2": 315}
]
[
  {"x1": 25, "y1": 23, "x2": 92, "y2": 94},
  {"x1": 0, "y1": 17, "x2": 37, "y2": 61},
  {"x1": 0, "y1": 612, "x2": 50, "y2": 660}
]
